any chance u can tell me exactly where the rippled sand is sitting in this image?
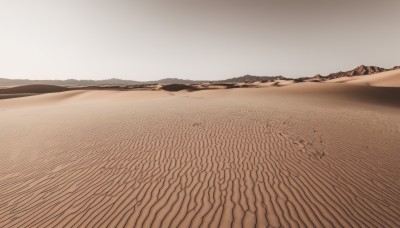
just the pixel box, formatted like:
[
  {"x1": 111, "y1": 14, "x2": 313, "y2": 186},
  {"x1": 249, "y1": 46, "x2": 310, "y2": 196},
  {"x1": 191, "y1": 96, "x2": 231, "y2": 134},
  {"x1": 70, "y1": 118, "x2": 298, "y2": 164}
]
[{"x1": 0, "y1": 80, "x2": 400, "y2": 227}]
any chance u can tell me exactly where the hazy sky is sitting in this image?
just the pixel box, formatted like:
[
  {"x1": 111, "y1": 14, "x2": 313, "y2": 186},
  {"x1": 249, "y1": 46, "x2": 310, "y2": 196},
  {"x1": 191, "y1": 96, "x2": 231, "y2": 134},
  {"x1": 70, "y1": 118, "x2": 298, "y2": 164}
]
[{"x1": 1, "y1": 0, "x2": 399, "y2": 80}]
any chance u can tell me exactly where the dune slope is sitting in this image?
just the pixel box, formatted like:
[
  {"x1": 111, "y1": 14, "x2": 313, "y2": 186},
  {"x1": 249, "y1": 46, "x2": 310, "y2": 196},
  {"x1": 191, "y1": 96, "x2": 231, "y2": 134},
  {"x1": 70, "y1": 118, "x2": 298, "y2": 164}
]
[
  {"x1": 345, "y1": 69, "x2": 400, "y2": 87},
  {"x1": 0, "y1": 84, "x2": 71, "y2": 94},
  {"x1": 0, "y1": 85, "x2": 399, "y2": 227}
]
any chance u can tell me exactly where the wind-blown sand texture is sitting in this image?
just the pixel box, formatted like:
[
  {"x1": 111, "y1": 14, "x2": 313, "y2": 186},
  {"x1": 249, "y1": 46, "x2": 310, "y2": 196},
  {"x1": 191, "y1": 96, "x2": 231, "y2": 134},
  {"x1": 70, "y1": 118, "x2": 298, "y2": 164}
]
[{"x1": 0, "y1": 72, "x2": 400, "y2": 227}]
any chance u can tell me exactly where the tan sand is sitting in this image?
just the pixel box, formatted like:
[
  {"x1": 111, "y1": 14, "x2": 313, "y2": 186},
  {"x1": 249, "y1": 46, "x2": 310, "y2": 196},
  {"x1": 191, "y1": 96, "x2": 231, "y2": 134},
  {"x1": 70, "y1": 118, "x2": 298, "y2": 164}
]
[
  {"x1": 0, "y1": 76, "x2": 400, "y2": 227},
  {"x1": 345, "y1": 69, "x2": 400, "y2": 87}
]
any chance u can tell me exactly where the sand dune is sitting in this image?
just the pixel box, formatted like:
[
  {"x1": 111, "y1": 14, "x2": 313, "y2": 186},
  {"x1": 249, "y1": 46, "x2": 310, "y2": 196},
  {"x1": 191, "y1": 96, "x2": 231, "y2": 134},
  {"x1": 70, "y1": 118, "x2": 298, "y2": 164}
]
[
  {"x1": 0, "y1": 80, "x2": 400, "y2": 227},
  {"x1": 0, "y1": 75, "x2": 400, "y2": 227},
  {"x1": 0, "y1": 85, "x2": 71, "y2": 100},
  {"x1": 345, "y1": 69, "x2": 400, "y2": 87},
  {"x1": 1, "y1": 69, "x2": 398, "y2": 100},
  {"x1": 0, "y1": 84, "x2": 71, "y2": 94},
  {"x1": 0, "y1": 93, "x2": 38, "y2": 100}
]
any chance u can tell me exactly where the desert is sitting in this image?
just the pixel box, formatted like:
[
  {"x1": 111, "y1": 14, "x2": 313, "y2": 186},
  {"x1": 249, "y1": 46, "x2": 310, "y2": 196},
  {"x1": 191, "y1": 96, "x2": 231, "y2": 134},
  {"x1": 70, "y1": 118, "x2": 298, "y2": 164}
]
[
  {"x1": 0, "y1": 68, "x2": 399, "y2": 227},
  {"x1": 1, "y1": 1, "x2": 400, "y2": 227}
]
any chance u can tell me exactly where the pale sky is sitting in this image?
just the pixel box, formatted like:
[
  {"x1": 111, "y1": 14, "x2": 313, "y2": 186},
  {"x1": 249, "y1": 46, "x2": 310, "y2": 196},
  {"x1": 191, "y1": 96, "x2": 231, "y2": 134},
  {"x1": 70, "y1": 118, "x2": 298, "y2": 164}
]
[{"x1": 0, "y1": 0, "x2": 399, "y2": 81}]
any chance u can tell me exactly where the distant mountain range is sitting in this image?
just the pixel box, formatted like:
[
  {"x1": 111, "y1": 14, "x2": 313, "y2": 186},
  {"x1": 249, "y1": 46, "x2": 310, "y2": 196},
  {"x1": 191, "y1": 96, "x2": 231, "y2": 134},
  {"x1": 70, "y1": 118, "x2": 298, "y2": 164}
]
[
  {"x1": 0, "y1": 77, "x2": 207, "y2": 87},
  {"x1": 321, "y1": 65, "x2": 400, "y2": 79},
  {"x1": 1, "y1": 65, "x2": 399, "y2": 86},
  {"x1": 219, "y1": 75, "x2": 286, "y2": 83},
  {"x1": 0, "y1": 78, "x2": 141, "y2": 87}
]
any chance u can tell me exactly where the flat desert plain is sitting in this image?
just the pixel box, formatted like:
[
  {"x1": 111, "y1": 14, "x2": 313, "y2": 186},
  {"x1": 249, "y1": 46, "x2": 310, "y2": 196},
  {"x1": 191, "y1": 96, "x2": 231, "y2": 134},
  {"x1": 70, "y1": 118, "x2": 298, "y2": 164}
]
[{"x1": 1, "y1": 70, "x2": 400, "y2": 227}]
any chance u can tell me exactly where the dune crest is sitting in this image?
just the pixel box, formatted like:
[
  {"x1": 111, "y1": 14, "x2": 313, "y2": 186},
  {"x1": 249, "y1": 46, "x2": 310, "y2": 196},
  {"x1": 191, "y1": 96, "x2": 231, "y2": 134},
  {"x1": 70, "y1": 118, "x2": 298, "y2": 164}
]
[
  {"x1": 0, "y1": 84, "x2": 71, "y2": 94},
  {"x1": 344, "y1": 69, "x2": 400, "y2": 87}
]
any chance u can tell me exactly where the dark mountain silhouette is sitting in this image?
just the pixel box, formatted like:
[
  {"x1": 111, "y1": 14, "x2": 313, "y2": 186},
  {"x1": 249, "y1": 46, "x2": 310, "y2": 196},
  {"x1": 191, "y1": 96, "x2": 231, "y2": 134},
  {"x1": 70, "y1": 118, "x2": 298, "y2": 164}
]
[{"x1": 160, "y1": 84, "x2": 199, "y2": 92}]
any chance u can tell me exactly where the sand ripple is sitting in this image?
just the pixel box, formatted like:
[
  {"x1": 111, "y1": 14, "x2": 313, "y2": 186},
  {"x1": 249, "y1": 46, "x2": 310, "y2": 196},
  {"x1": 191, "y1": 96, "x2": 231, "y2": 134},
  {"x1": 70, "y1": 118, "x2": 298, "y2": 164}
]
[{"x1": 0, "y1": 88, "x2": 399, "y2": 227}]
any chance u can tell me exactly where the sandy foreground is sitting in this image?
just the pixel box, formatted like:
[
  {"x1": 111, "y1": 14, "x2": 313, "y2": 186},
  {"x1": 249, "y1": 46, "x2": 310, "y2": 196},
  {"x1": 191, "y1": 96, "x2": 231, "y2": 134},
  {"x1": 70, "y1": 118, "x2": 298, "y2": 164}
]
[{"x1": 0, "y1": 72, "x2": 400, "y2": 227}]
